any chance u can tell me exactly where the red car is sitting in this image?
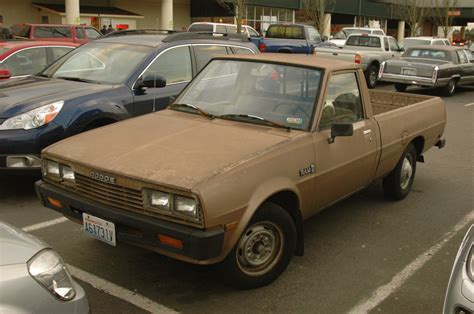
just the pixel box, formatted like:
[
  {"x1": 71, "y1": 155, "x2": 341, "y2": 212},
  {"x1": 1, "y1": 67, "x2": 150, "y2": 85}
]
[
  {"x1": 12, "y1": 24, "x2": 102, "y2": 45},
  {"x1": 0, "y1": 40, "x2": 79, "y2": 79}
]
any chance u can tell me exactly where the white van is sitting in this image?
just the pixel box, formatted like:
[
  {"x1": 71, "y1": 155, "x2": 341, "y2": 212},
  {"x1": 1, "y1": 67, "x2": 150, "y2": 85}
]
[{"x1": 187, "y1": 22, "x2": 261, "y2": 38}]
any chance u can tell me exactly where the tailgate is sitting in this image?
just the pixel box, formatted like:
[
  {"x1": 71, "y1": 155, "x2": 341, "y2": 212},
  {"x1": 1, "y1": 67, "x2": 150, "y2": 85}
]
[
  {"x1": 370, "y1": 90, "x2": 446, "y2": 179},
  {"x1": 314, "y1": 48, "x2": 356, "y2": 63}
]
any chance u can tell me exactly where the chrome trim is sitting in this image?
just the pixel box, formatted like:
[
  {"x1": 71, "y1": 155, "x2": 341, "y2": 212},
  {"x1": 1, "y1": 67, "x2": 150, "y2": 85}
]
[{"x1": 363, "y1": 129, "x2": 372, "y2": 135}]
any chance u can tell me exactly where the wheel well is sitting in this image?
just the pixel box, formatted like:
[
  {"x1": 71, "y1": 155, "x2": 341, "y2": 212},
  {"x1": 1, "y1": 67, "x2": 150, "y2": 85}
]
[
  {"x1": 82, "y1": 118, "x2": 117, "y2": 132},
  {"x1": 411, "y1": 136, "x2": 425, "y2": 156},
  {"x1": 266, "y1": 190, "x2": 304, "y2": 256},
  {"x1": 369, "y1": 60, "x2": 380, "y2": 70}
]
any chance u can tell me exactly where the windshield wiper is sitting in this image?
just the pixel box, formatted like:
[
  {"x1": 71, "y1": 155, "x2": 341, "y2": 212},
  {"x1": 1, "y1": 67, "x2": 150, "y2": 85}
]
[
  {"x1": 168, "y1": 103, "x2": 215, "y2": 120},
  {"x1": 217, "y1": 113, "x2": 291, "y2": 131},
  {"x1": 36, "y1": 73, "x2": 50, "y2": 78},
  {"x1": 55, "y1": 76, "x2": 96, "y2": 84}
]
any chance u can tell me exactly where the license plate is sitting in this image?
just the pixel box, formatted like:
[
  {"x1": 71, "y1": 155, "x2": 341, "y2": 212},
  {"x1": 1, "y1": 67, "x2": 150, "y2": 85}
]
[
  {"x1": 83, "y1": 213, "x2": 116, "y2": 246},
  {"x1": 402, "y1": 68, "x2": 416, "y2": 76}
]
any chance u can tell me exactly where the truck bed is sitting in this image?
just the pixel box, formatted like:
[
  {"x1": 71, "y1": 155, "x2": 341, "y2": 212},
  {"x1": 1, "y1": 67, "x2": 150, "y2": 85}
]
[{"x1": 369, "y1": 89, "x2": 432, "y2": 115}]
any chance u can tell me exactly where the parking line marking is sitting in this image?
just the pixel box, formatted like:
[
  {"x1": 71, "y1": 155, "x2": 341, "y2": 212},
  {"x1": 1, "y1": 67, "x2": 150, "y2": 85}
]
[
  {"x1": 22, "y1": 217, "x2": 69, "y2": 232},
  {"x1": 464, "y1": 103, "x2": 474, "y2": 107},
  {"x1": 348, "y1": 211, "x2": 474, "y2": 314},
  {"x1": 67, "y1": 264, "x2": 177, "y2": 314}
]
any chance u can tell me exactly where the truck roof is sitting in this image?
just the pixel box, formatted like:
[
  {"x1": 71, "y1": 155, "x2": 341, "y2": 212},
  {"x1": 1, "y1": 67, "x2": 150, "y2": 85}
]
[{"x1": 213, "y1": 53, "x2": 360, "y2": 71}]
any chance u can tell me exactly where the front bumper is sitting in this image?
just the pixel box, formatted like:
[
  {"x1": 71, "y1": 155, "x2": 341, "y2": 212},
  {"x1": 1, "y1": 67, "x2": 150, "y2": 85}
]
[
  {"x1": 35, "y1": 180, "x2": 225, "y2": 263},
  {"x1": 379, "y1": 73, "x2": 449, "y2": 87}
]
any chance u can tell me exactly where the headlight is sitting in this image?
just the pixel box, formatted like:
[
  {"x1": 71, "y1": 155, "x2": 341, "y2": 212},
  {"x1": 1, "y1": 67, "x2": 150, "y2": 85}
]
[
  {"x1": 45, "y1": 160, "x2": 60, "y2": 178},
  {"x1": 174, "y1": 196, "x2": 198, "y2": 218},
  {"x1": 468, "y1": 246, "x2": 474, "y2": 282},
  {"x1": 0, "y1": 101, "x2": 64, "y2": 130},
  {"x1": 148, "y1": 190, "x2": 171, "y2": 211},
  {"x1": 42, "y1": 159, "x2": 75, "y2": 184},
  {"x1": 61, "y1": 165, "x2": 75, "y2": 181},
  {"x1": 28, "y1": 249, "x2": 76, "y2": 301}
]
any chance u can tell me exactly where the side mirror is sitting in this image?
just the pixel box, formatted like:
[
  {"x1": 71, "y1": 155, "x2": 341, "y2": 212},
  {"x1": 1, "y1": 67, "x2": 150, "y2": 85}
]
[
  {"x1": 0, "y1": 69, "x2": 12, "y2": 80},
  {"x1": 385, "y1": 46, "x2": 390, "y2": 52},
  {"x1": 328, "y1": 123, "x2": 353, "y2": 143},
  {"x1": 137, "y1": 73, "x2": 166, "y2": 89},
  {"x1": 399, "y1": 47, "x2": 405, "y2": 52},
  {"x1": 322, "y1": 36, "x2": 328, "y2": 42}
]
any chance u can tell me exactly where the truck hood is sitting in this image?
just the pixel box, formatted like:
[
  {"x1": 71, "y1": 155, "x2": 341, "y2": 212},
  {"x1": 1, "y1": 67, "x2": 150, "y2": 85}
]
[
  {"x1": 0, "y1": 76, "x2": 114, "y2": 118},
  {"x1": 45, "y1": 110, "x2": 298, "y2": 190},
  {"x1": 0, "y1": 221, "x2": 47, "y2": 266}
]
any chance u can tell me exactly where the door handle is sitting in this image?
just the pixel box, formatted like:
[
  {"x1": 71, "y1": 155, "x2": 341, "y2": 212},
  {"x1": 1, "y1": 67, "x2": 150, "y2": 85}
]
[{"x1": 363, "y1": 129, "x2": 372, "y2": 135}]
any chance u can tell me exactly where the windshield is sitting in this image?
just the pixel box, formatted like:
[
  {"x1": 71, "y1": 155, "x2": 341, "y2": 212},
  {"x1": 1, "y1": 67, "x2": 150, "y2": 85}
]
[
  {"x1": 402, "y1": 39, "x2": 431, "y2": 49},
  {"x1": 404, "y1": 48, "x2": 448, "y2": 60},
  {"x1": 175, "y1": 60, "x2": 322, "y2": 130},
  {"x1": 42, "y1": 42, "x2": 153, "y2": 84}
]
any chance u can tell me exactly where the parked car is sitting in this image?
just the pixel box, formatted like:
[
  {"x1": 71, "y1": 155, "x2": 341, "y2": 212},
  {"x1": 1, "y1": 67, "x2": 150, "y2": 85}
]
[
  {"x1": 400, "y1": 36, "x2": 451, "y2": 50},
  {"x1": 329, "y1": 27, "x2": 386, "y2": 48},
  {"x1": 0, "y1": 40, "x2": 78, "y2": 80},
  {"x1": 11, "y1": 24, "x2": 102, "y2": 44},
  {"x1": 315, "y1": 34, "x2": 402, "y2": 88},
  {"x1": 36, "y1": 53, "x2": 446, "y2": 289},
  {"x1": 379, "y1": 46, "x2": 474, "y2": 96},
  {"x1": 443, "y1": 224, "x2": 473, "y2": 314},
  {"x1": 0, "y1": 220, "x2": 89, "y2": 313},
  {"x1": 188, "y1": 22, "x2": 261, "y2": 46},
  {"x1": 258, "y1": 23, "x2": 336, "y2": 54},
  {"x1": 0, "y1": 32, "x2": 258, "y2": 173}
]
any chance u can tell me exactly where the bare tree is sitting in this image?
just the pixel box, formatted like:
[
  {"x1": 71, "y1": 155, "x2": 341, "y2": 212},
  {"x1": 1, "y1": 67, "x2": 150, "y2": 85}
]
[
  {"x1": 301, "y1": 0, "x2": 336, "y2": 35},
  {"x1": 395, "y1": 0, "x2": 431, "y2": 37},
  {"x1": 217, "y1": 0, "x2": 248, "y2": 34},
  {"x1": 431, "y1": 0, "x2": 458, "y2": 38}
]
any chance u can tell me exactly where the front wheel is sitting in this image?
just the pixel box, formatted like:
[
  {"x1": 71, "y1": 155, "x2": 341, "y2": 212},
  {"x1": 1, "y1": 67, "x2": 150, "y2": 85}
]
[
  {"x1": 382, "y1": 143, "x2": 417, "y2": 200},
  {"x1": 394, "y1": 83, "x2": 408, "y2": 92},
  {"x1": 365, "y1": 64, "x2": 379, "y2": 89},
  {"x1": 221, "y1": 202, "x2": 296, "y2": 289}
]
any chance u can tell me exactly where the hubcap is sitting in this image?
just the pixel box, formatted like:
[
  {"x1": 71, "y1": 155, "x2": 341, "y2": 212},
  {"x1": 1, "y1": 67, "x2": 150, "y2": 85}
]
[
  {"x1": 400, "y1": 156, "x2": 413, "y2": 190},
  {"x1": 236, "y1": 222, "x2": 284, "y2": 276},
  {"x1": 449, "y1": 81, "x2": 455, "y2": 93},
  {"x1": 369, "y1": 71, "x2": 377, "y2": 85}
]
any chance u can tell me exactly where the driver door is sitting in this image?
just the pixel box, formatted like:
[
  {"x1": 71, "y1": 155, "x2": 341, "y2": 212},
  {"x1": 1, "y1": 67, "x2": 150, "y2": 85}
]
[{"x1": 312, "y1": 71, "x2": 379, "y2": 209}]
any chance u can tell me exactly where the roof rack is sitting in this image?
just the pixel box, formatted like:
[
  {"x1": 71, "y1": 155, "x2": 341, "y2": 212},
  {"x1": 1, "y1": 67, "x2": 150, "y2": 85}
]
[
  {"x1": 102, "y1": 29, "x2": 180, "y2": 38},
  {"x1": 162, "y1": 32, "x2": 250, "y2": 43}
]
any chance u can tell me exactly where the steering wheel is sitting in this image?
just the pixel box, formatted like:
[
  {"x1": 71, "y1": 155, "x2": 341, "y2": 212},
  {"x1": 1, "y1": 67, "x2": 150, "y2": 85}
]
[{"x1": 272, "y1": 102, "x2": 311, "y2": 119}]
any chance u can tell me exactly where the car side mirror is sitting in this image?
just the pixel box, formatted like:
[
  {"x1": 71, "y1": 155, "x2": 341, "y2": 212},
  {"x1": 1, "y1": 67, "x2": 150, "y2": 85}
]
[
  {"x1": 385, "y1": 47, "x2": 390, "y2": 52},
  {"x1": 0, "y1": 69, "x2": 12, "y2": 80},
  {"x1": 328, "y1": 123, "x2": 353, "y2": 144},
  {"x1": 137, "y1": 73, "x2": 166, "y2": 89}
]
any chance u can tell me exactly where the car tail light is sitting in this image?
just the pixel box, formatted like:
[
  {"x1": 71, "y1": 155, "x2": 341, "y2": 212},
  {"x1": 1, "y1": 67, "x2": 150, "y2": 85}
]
[
  {"x1": 0, "y1": 69, "x2": 11, "y2": 80},
  {"x1": 355, "y1": 54, "x2": 361, "y2": 64},
  {"x1": 259, "y1": 42, "x2": 266, "y2": 52}
]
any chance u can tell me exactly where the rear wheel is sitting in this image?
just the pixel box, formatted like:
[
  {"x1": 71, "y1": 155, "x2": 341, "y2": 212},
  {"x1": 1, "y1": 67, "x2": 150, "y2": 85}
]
[
  {"x1": 221, "y1": 202, "x2": 296, "y2": 289},
  {"x1": 394, "y1": 83, "x2": 408, "y2": 92},
  {"x1": 383, "y1": 143, "x2": 417, "y2": 200},
  {"x1": 366, "y1": 64, "x2": 379, "y2": 89},
  {"x1": 441, "y1": 78, "x2": 457, "y2": 97}
]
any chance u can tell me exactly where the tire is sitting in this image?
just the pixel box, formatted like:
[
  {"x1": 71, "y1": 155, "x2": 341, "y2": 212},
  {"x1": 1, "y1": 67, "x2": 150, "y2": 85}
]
[
  {"x1": 221, "y1": 202, "x2": 296, "y2": 289},
  {"x1": 394, "y1": 83, "x2": 408, "y2": 92},
  {"x1": 365, "y1": 64, "x2": 379, "y2": 89},
  {"x1": 441, "y1": 78, "x2": 457, "y2": 97},
  {"x1": 382, "y1": 143, "x2": 417, "y2": 201}
]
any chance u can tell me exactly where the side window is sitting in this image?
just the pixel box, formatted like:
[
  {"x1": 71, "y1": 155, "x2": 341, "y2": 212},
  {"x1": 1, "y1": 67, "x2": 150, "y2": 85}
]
[
  {"x1": 433, "y1": 40, "x2": 444, "y2": 45},
  {"x1": 319, "y1": 72, "x2": 363, "y2": 130},
  {"x1": 53, "y1": 27, "x2": 72, "y2": 38},
  {"x1": 34, "y1": 27, "x2": 53, "y2": 38},
  {"x1": 232, "y1": 46, "x2": 254, "y2": 54},
  {"x1": 248, "y1": 27, "x2": 260, "y2": 37},
  {"x1": 389, "y1": 38, "x2": 399, "y2": 51},
  {"x1": 457, "y1": 50, "x2": 468, "y2": 63},
  {"x1": 2, "y1": 47, "x2": 48, "y2": 76},
  {"x1": 226, "y1": 26, "x2": 237, "y2": 34},
  {"x1": 443, "y1": 39, "x2": 450, "y2": 45},
  {"x1": 384, "y1": 37, "x2": 389, "y2": 51},
  {"x1": 51, "y1": 47, "x2": 74, "y2": 60},
  {"x1": 85, "y1": 28, "x2": 101, "y2": 39},
  {"x1": 193, "y1": 45, "x2": 228, "y2": 71},
  {"x1": 307, "y1": 27, "x2": 321, "y2": 42},
  {"x1": 216, "y1": 25, "x2": 226, "y2": 34},
  {"x1": 374, "y1": 30, "x2": 384, "y2": 35},
  {"x1": 464, "y1": 50, "x2": 474, "y2": 62},
  {"x1": 75, "y1": 27, "x2": 85, "y2": 39},
  {"x1": 145, "y1": 46, "x2": 192, "y2": 85}
]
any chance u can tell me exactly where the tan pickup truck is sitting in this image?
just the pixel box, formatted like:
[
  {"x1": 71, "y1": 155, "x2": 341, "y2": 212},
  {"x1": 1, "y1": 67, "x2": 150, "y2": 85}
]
[{"x1": 36, "y1": 54, "x2": 446, "y2": 289}]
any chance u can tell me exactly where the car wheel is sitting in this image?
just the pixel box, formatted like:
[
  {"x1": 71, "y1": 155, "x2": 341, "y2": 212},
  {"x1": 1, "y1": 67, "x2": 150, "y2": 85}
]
[
  {"x1": 442, "y1": 78, "x2": 457, "y2": 97},
  {"x1": 383, "y1": 143, "x2": 417, "y2": 201},
  {"x1": 221, "y1": 202, "x2": 296, "y2": 289},
  {"x1": 394, "y1": 83, "x2": 408, "y2": 92},
  {"x1": 366, "y1": 64, "x2": 379, "y2": 89}
]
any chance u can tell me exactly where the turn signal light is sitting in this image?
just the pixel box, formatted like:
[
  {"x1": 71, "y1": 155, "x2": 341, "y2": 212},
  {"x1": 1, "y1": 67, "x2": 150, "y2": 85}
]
[
  {"x1": 355, "y1": 54, "x2": 362, "y2": 64},
  {"x1": 158, "y1": 234, "x2": 183, "y2": 249},
  {"x1": 47, "y1": 197, "x2": 63, "y2": 208}
]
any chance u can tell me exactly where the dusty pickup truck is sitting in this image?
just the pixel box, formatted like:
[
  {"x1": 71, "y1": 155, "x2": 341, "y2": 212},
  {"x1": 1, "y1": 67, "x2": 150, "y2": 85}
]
[
  {"x1": 314, "y1": 34, "x2": 402, "y2": 88},
  {"x1": 36, "y1": 54, "x2": 446, "y2": 289}
]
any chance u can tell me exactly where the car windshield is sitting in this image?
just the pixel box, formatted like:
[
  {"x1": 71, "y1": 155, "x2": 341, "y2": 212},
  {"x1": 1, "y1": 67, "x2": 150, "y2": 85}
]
[
  {"x1": 404, "y1": 48, "x2": 449, "y2": 60},
  {"x1": 403, "y1": 39, "x2": 431, "y2": 49},
  {"x1": 174, "y1": 60, "x2": 322, "y2": 130},
  {"x1": 42, "y1": 42, "x2": 153, "y2": 84}
]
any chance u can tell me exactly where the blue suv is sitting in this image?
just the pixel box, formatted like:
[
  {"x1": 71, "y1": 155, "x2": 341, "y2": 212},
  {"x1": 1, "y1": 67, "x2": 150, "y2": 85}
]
[{"x1": 0, "y1": 31, "x2": 258, "y2": 173}]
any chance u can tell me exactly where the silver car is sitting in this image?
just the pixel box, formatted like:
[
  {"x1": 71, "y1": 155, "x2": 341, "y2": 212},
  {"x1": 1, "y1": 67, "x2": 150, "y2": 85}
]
[
  {"x1": 0, "y1": 221, "x2": 89, "y2": 313},
  {"x1": 443, "y1": 224, "x2": 474, "y2": 314}
]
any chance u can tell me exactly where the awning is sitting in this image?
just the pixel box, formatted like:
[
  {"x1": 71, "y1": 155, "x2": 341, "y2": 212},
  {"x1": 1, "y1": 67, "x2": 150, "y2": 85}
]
[{"x1": 32, "y1": 3, "x2": 144, "y2": 19}]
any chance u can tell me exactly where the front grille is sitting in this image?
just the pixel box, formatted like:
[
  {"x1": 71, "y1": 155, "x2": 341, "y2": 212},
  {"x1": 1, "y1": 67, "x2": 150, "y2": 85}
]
[{"x1": 75, "y1": 173, "x2": 144, "y2": 212}]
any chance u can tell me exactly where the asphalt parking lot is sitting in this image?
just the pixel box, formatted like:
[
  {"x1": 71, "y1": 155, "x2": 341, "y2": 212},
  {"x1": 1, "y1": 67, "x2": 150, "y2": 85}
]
[{"x1": 1, "y1": 83, "x2": 473, "y2": 314}]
